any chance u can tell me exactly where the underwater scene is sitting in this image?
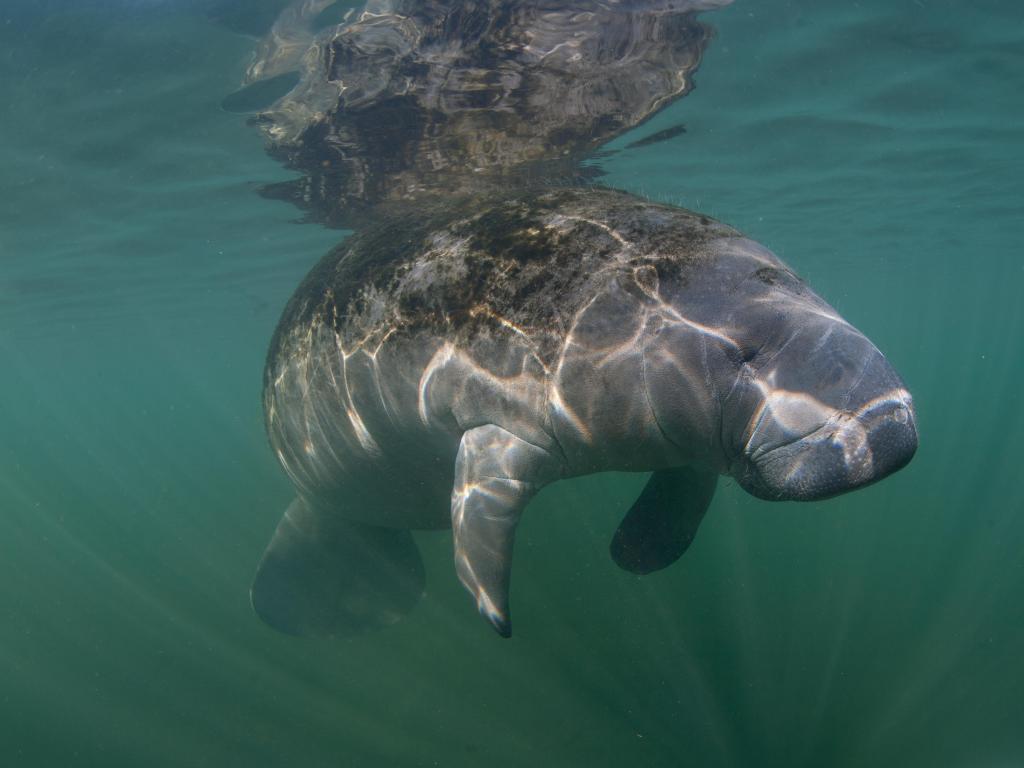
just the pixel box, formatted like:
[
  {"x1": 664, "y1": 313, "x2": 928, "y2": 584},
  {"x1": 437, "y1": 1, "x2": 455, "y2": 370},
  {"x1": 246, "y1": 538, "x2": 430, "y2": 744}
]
[{"x1": 0, "y1": 0, "x2": 1021, "y2": 766}]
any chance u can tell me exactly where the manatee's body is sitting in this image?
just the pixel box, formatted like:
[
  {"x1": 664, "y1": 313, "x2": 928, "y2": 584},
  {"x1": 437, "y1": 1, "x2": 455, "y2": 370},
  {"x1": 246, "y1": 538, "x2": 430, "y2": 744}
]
[
  {"x1": 264, "y1": 189, "x2": 736, "y2": 524},
  {"x1": 253, "y1": 187, "x2": 918, "y2": 637}
]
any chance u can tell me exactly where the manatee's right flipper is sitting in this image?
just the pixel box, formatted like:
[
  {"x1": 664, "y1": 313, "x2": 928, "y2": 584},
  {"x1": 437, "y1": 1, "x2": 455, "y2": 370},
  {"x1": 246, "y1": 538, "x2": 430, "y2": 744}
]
[
  {"x1": 451, "y1": 425, "x2": 561, "y2": 638},
  {"x1": 610, "y1": 467, "x2": 717, "y2": 575},
  {"x1": 251, "y1": 498, "x2": 425, "y2": 637}
]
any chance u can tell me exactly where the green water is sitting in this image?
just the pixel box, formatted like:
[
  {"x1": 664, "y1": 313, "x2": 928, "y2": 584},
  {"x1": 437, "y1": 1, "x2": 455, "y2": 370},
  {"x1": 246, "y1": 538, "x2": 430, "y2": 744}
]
[{"x1": 1, "y1": 1, "x2": 1022, "y2": 766}]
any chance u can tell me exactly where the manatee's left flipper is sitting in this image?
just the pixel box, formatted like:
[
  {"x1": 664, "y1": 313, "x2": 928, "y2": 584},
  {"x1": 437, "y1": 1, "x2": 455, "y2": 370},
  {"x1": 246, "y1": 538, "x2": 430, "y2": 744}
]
[
  {"x1": 610, "y1": 467, "x2": 717, "y2": 575},
  {"x1": 452, "y1": 425, "x2": 561, "y2": 638},
  {"x1": 252, "y1": 497, "x2": 425, "y2": 638}
]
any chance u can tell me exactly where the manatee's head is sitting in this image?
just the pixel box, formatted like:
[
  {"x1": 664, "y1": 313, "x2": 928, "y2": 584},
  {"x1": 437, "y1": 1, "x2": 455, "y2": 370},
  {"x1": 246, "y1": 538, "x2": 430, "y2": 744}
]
[{"x1": 646, "y1": 235, "x2": 917, "y2": 501}]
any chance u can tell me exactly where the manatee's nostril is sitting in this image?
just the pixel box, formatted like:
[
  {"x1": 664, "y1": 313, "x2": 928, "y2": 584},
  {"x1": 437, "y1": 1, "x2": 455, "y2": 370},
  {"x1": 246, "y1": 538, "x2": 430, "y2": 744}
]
[{"x1": 892, "y1": 405, "x2": 909, "y2": 425}]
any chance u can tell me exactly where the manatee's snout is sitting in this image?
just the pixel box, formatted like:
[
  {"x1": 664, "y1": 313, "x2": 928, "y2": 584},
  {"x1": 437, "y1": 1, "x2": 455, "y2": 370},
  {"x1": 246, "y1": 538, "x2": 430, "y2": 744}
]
[
  {"x1": 737, "y1": 395, "x2": 917, "y2": 500},
  {"x1": 730, "y1": 324, "x2": 918, "y2": 501}
]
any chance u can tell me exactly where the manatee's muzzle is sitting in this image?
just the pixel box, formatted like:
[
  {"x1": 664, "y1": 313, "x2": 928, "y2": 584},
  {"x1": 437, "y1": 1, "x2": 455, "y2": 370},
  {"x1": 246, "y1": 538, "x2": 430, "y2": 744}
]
[{"x1": 735, "y1": 393, "x2": 918, "y2": 501}]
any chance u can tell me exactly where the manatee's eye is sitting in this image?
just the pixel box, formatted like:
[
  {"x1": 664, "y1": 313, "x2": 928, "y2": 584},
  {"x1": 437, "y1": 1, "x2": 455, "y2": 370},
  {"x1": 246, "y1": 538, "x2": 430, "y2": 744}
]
[{"x1": 727, "y1": 342, "x2": 760, "y2": 367}]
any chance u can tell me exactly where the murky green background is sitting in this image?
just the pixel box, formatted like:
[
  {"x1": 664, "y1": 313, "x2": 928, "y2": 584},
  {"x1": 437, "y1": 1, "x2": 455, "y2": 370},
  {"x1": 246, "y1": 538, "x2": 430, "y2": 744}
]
[{"x1": 1, "y1": 1, "x2": 1021, "y2": 765}]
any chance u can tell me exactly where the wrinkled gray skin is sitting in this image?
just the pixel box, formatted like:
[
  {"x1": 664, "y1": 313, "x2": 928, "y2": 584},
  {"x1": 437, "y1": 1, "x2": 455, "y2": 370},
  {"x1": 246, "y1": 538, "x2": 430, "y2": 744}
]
[{"x1": 254, "y1": 188, "x2": 917, "y2": 637}]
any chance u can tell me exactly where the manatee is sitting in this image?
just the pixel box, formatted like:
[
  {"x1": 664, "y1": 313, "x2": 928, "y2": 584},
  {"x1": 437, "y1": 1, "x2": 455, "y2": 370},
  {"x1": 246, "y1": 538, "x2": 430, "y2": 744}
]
[
  {"x1": 239, "y1": 0, "x2": 917, "y2": 638},
  {"x1": 252, "y1": 188, "x2": 917, "y2": 637}
]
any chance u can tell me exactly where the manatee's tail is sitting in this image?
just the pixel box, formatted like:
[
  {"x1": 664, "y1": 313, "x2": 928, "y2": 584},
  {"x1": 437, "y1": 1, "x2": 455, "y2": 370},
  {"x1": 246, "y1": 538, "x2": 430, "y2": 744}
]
[
  {"x1": 233, "y1": 0, "x2": 733, "y2": 227},
  {"x1": 252, "y1": 497, "x2": 425, "y2": 637}
]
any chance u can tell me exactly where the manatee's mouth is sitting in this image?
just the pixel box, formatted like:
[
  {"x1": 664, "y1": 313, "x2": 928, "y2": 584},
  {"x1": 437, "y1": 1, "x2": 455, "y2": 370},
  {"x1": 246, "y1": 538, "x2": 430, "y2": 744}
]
[{"x1": 735, "y1": 396, "x2": 918, "y2": 501}]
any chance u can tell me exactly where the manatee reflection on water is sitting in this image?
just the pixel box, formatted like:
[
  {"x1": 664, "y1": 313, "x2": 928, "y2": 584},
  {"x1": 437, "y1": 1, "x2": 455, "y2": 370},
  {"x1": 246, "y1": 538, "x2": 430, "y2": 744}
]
[
  {"x1": 242, "y1": 0, "x2": 729, "y2": 226},
  {"x1": 235, "y1": 0, "x2": 918, "y2": 638}
]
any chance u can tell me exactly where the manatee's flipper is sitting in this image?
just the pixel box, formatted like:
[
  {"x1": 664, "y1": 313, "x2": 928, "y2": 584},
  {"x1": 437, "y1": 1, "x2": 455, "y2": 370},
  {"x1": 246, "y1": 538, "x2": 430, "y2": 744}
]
[
  {"x1": 252, "y1": 498, "x2": 425, "y2": 637},
  {"x1": 451, "y1": 425, "x2": 560, "y2": 638},
  {"x1": 610, "y1": 467, "x2": 717, "y2": 575}
]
